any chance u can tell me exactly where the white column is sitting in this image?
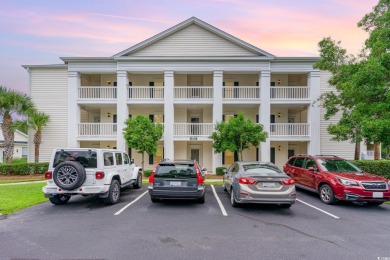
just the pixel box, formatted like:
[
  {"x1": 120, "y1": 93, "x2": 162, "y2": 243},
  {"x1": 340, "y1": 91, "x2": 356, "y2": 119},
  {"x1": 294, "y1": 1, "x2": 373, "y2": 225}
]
[
  {"x1": 307, "y1": 70, "x2": 321, "y2": 155},
  {"x1": 116, "y1": 70, "x2": 128, "y2": 151},
  {"x1": 212, "y1": 70, "x2": 223, "y2": 172},
  {"x1": 164, "y1": 70, "x2": 174, "y2": 159},
  {"x1": 259, "y1": 70, "x2": 271, "y2": 162},
  {"x1": 68, "y1": 71, "x2": 80, "y2": 148}
]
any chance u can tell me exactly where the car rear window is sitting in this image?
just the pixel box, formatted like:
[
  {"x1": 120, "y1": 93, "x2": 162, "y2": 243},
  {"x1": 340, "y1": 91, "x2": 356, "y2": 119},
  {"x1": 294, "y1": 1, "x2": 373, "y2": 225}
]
[
  {"x1": 243, "y1": 164, "x2": 286, "y2": 176},
  {"x1": 155, "y1": 164, "x2": 197, "y2": 178},
  {"x1": 53, "y1": 150, "x2": 97, "y2": 168}
]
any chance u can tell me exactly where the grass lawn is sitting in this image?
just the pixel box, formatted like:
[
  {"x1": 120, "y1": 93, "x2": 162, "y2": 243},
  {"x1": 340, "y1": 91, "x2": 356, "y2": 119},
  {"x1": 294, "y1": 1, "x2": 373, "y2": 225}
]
[{"x1": 0, "y1": 182, "x2": 47, "y2": 215}]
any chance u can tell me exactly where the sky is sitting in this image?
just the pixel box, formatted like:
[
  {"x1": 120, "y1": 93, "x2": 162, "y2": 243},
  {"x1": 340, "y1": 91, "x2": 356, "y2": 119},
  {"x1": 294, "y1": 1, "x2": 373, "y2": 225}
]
[{"x1": 0, "y1": 0, "x2": 379, "y2": 93}]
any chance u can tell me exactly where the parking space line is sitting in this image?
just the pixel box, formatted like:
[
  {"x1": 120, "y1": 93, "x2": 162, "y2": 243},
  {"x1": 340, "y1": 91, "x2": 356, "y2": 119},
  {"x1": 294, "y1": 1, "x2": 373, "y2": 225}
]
[
  {"x1": 297, "y1": 199, "x2": 340, "y2": 219},
  {"x1": 114, "y1": 190, "x2": 148, "y2": 216},
  {"x1": 211, "y1": 185, "x2": 228, "y2": 216}
]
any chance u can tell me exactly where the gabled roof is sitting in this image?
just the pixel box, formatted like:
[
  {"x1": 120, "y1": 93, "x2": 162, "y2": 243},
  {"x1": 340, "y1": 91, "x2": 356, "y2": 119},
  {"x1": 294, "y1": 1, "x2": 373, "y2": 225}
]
[{"x1": 113, "y1": 17, "x2": 274, "y2": 58}]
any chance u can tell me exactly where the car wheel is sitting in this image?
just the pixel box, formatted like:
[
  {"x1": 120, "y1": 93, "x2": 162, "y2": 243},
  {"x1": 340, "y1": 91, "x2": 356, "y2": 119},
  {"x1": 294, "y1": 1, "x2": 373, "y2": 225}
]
[
  {"x1": 151, "y1": 197, "x2": 159, "y2": 203},
  {"x1": 103, "y1": 179, "x2": 120, "y2": 205},
  {"x1": 367, "y1": 201, "x2": 384, "y2": 206},
  {"x1": 319, "y1": 184, "x2": 337, "y2": 205},
  {"x1": 198, "y1": 194, "x2": 205, "y2": 204},
  {"x1": 53, "y1": 161, "x2": 86, "y2": 190},
  {"x1": 230, "y1": 188, "x2": 239, "y2": 208},
  {"x1": 133, "y1": 173, "x2": 142, "y2": 189},
  {"x1": 279, "y1": 204, "x2": 292, "y2": 209},
  {"x1": 49, "y1": 194, "x2": 71, "y2": 205}
]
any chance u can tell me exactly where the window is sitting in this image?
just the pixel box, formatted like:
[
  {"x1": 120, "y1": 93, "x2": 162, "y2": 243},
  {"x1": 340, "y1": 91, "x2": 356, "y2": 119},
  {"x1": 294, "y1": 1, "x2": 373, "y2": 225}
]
[
  {"x1": 123, "y1": 153, "x2": 130, "y2": 164},
  {"x1": 305, "y1": 159, "x2": 317, "y2": 169},
  {"x1": 104, "y1": 152, "x2": 114, "y2": 166},
  {"x1": 155, "y1": 163, "x2": 197, "y2": 177},
  {"x1": 149, "y1": 146, "x2": 163, "y2": 165},
  {"x1": 53, "y1": 150, "x2": 97, "y2": 168},
  {"x1": 115, "y1": 153, "x2": 122, "y2": 165},
  {"x1": 293, "y1": 158, "x2": 305, "y2": 168},
  {"x1": 243, "y1": 164, "x2": 285, "y2": 176},
  {"x1": 22, "y1": 147, "x2": 28, "y2": 159},
  {"x1": 287, "y1": 158, "x2": 296, "y2": 166}
]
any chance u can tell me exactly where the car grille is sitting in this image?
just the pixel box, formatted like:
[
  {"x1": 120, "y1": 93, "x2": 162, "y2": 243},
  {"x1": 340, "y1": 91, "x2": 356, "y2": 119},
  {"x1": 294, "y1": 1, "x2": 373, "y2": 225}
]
[{"x1": 361, "y1": 182, "x2": 388, "y2": 191}]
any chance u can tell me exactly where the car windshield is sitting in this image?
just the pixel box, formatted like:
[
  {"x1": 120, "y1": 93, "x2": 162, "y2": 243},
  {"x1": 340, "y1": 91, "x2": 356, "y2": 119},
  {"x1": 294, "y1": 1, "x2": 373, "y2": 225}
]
[
  {"x1": 155, "y1": 164, "x2": 197, "y2": 178},
  {"x1": 317, "y1": 159, "x2": 363, "y2": 173},
  {"x1": 243, "y1": 164, "x2": 286, "y2": 176},
  {"x1": 53, "y1": 150, "x2": 97, "y2": 168}
]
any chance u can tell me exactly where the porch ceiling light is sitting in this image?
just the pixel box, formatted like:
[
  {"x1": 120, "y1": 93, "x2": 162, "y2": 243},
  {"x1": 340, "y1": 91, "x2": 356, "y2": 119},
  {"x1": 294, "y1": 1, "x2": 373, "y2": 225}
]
[
  {"x1": 107, "y1": 112, "x2": 111, "y2": 118},
  {"x1": 277, "y1": 112, "x2": 281, "y2": 118}
]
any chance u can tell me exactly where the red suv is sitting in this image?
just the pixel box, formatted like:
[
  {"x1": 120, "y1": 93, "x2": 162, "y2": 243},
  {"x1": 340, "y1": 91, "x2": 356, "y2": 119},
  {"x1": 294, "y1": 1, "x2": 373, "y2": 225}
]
[{"x1": 283, "y1": 155, "x2": 390, "y2": 205}]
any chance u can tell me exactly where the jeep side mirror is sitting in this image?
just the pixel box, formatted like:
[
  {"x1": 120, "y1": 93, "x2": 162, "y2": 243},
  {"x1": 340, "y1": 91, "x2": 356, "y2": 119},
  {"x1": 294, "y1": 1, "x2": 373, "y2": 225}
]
[
  {"x1": 130, "y1": 158, "x2": 134, "y2": 164},
  {"x1": 308, "y1": 167, "x2": 316, "y2": 173}
]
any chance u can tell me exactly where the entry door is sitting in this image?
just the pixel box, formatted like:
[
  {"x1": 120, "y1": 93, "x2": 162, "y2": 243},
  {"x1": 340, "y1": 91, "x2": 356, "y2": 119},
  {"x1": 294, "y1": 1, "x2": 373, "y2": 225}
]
[
  {"x1": 191, "y1": 149, "x2": 200, "y2": 163},
  {"x1": 270, "y1": 147, "x2": 276, "y2": 164},
  {"x1": 270, "y1": 115, "x2": 275, "y2": 132},
  {"x1": 288, "y1": 149, "x2": 295, "y2": 158},
  {"x1": 113, "y1": 114, "x2": 117, "y2": 133},
  {"x1": 191, "y1": 117, "x2": 200, "y2": 135}
]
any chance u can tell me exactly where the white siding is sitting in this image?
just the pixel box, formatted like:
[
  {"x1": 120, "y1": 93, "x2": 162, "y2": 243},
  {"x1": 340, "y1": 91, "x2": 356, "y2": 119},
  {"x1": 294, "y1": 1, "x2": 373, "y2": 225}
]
[
  {"x1": 29, "y1": 68, "x2": 68, "y2": 162},
  {"x1": 202, "y1": 142, "x2": 213, "y2": 172},
  {"x1": 130, "y1": 25, "x2": 257, "y2": 57},
  {"x1": 175, "y1": 141, "x2": 187, "y2": 159},
  {"x1": 320, "y1": 71, "x2": 355, "y2": 159}
]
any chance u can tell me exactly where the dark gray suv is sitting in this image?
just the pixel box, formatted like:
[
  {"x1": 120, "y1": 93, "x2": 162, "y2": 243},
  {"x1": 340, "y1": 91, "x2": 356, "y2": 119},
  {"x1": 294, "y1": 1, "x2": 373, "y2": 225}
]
[{"x1": 148, "y1": 159, "x2": 206, "y2": 203}]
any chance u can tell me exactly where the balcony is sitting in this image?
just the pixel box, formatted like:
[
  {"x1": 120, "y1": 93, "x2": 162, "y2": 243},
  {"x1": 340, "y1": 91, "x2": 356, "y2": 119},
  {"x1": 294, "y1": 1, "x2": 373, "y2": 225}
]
[
  {"x1": 223, "y1": 87, "x2": 260, "y2": 101},
  {"x1": 78, "y1": 123, "x2": 117, "y2": 140},
  {"x1": 174, "y1": 86, "x2": 213, "y2": 101},
  {"x1": 78, "y1": 87, "x2": 117, "y2": 100},
  {"x1": 270, "y1": 123, "x2": 310, "y2": 140},
  {"x1": 270, "y1": 87, "x2": 310, "y2": 102},
  {"x1": 174, "y1": 123, "x2": 214, "y2": 141},
  {"x1": 128, "y1": 86, "x2": 164, "y2": 102}
]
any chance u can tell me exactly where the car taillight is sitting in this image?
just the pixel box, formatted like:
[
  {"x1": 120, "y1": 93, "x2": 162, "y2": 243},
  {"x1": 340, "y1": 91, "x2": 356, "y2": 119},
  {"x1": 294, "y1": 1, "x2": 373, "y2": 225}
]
[
  {"x1": 45, "y1": 171, "x2": 52, "y2": 179},
  {"x1": 149, "y1": 164, "x2": 158, "y2": 184},
  {"x1": 282, "y1": 178, "x2": 295, "y2": 185},
  {"x1": 238, "y1": 177, "x2": 256, "y2": 185},
  {"x1": 196, "y1": 166, "x2": 204, "y2": 185},
  {"x1": 95, "y1": 171, "x2": 105, "y2": 180}
]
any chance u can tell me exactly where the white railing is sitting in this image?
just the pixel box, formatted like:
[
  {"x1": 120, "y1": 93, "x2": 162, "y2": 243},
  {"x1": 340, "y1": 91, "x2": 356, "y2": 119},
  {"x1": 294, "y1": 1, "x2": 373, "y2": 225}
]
[
  {"x1": 174, "y1": 87, "x2": 213, "y2": 99},
  {"x1": 270, "y1": 87, "x2": 309, "y2": 99},
  {"x1": 174, "y1": 123, "x2": 214, "y2": 136},
  {"x1": 78, "y1": 123, "x2": 117, "y2": 137},
  {"x1": 270, "y1": 123, "x2": 310, "y2": 136},
  {"x1": 223, "y1": 86, "x2": 260, "y2": 99},
  {"x1": 128, "y1": 86, "x2": 164, "y2": 99},
  {"x1": 78, "y1": 87, "x2": 117, "y2": 99}
]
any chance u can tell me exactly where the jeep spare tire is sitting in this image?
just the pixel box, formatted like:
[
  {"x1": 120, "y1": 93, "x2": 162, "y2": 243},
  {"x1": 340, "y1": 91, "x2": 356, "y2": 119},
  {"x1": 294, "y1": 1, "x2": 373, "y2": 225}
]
[{"x1": 53, "y1": 161, "x2": 87, "y2": 190}]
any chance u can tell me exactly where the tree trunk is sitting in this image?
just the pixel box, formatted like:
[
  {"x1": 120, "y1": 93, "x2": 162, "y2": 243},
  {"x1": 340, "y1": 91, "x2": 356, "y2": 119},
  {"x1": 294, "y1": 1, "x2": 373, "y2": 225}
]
[
  {"x1": 34, "y1": 130, "x2": 42, "y2": 163},
  {"x1": 386, "y1": 146, "x2": 389, "y2": 160},
  {"x1": 1, "y1": 113, "x2": 14, "y2": 164},
  {"x1": 374, "y1": 142, "x2": 381, "y2": 160},
  {"x1": 354, "y1": 141, "x2": 360, "y2": 160},
  {"x1": 240, "y1": 140, "x2": 243, "y2": 161},
  {"x1": 141, "y1": 153, "x2": 144, "y2": 174}
]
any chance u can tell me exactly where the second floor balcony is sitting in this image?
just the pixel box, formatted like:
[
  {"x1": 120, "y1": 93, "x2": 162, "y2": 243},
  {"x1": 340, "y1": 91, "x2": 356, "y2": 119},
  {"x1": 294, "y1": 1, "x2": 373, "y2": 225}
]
[
  {"x1": 174, "y1": 123, "x2": 214, "y2": 141},
  {"x1": 78, "y1": 123, "x2": 117, "y2": 140},
  {"x1": 270, "y1": 87, "x2": 310, "y2": 101},
  {"x1": 269, "y1": 123, "x2": 310, "y2": 140},
  {"x1": 78, "y1": 86, "x2": 117, "y2": 100}
]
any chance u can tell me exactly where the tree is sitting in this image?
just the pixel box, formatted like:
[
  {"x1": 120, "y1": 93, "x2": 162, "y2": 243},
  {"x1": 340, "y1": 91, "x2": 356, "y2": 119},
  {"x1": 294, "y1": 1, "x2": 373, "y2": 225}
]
[
  {"x1": 0, "y1": 86, "x2": 35, "y2": 163},
  {"x1": 123, "y1": 115, "x2": 163, "y2": 173},
  {"x1": 209, "y1": 113, "x2": 268, "y2": 161},
  {"x1": 15, "y1": 111, "x2": 50, "y2": 162}
]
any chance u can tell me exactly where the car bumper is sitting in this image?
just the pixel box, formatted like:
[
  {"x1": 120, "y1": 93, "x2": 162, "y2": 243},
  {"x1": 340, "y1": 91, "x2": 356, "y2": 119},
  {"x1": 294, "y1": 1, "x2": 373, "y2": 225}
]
[
  {"x1": 333, "y1": 186, "x2": 390, "y2": 202},
  {"x1": 148, "y1": 185, "x2": 205, "y2": 199},
  {"x1": 236, "y1": 184, "x2": 296, "y2": 204},
  {"x1": 43, "y1": 185, "x2": 109, "y2": 196}
]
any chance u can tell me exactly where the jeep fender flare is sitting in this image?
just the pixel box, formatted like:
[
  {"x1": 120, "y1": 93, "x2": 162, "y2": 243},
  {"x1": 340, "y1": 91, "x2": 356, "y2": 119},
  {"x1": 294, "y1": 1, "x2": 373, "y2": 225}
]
[
  {"x1": 132, "y1": 167, "x2": 142, "y2": 179},
  {"x1": 99, "y1": 174, "x2": 121, "y2": 198}
]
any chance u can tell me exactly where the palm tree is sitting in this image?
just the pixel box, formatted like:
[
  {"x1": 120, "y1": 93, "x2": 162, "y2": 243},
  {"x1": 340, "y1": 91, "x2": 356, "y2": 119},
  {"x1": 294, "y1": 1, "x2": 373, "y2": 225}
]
[
  {"x1": 22, "y1": 112, "x2": 50, "y2": 162},
  {"x1": 0, "y1": 86, "x2": 35, "y2": 163}
]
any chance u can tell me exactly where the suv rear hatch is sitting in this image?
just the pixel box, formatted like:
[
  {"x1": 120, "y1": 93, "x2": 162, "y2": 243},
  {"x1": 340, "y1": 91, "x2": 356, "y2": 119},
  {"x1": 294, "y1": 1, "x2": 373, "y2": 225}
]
[{"x1": 153, "y1": 163, "x2": 199, "y2": 192}]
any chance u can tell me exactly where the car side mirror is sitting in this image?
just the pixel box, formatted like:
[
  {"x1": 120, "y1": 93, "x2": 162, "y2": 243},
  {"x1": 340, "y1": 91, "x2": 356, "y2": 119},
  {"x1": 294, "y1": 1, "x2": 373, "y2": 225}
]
[
  {"x1": 308, "y1": 167, "x2": 317, "y2": 173},
  {"x1": 130, "y1": 158, "x2": 134, "y2": 164}
]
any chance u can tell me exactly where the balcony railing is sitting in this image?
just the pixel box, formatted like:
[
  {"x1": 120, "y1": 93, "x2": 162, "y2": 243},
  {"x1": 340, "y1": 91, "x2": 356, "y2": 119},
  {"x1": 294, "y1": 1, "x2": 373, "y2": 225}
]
[
  {"x1": 269, "y1": 123, "x2": 310, "y2": 136},
  {"x1": 223, "y1": 86, "x2": 260, "y2": 99},
  {"x1": 174, "y1": 86, "x2": 213, "y2": 100},
  {"x1": 128, "y1": 86, "x2": 164, "y2": 100},
  {"x1": 78, "y1": 123, "x2": 117, "y2": 137},
  {"x1": 270, "y1": 87, "x2": 309, "y2": 99},
  {"x1": 78, "y1": 87, "x2": 117, "y2": 99},
  {"x1": 174, "y1": 123, "x2": 214, "y2": 137}
]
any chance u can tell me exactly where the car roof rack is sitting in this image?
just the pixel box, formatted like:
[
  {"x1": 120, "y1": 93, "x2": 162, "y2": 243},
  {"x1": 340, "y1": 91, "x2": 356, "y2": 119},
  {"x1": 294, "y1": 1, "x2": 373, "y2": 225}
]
[
  {"x1": 294, "y1": 154, "x2": 311, "y2": 157},
  {"x1": 315, "y1": 155, "x2": 339, "y2": 157}
]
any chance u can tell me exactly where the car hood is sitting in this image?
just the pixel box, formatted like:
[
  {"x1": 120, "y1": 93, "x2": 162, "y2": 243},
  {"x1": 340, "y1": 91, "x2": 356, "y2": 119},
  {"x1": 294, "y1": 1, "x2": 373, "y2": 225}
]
[{"x1": 328, "y1": 171, "x2": 387, "y2": 181}]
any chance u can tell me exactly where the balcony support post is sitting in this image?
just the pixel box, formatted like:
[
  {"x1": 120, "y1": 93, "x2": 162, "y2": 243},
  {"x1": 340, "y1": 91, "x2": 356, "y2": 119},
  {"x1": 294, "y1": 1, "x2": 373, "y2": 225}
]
[
  {"x1": 164, "y1": 70, "x2": 175, "y2": 159},
  {"x1": 307, "y1": 71, "x2": 321, "y2": 154},
  {"x1": 212, "y1": 70, "x2": 223, "y2": 172},
  {"x1": 68, "y1": 71, "x2": 80, "y2": 147},
  {"x1": 259, "y1": 70, "x2": 271, "y2": 161},
  {"x1": 117, "y1": 70, "x2": 128, "y2": 150}
]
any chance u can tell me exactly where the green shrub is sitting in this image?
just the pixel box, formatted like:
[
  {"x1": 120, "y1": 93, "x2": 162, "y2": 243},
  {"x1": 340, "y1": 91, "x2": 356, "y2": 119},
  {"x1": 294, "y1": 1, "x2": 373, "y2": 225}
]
[
  {"x1": 349, "y1": 160, "x2": 390, "y2": 179},
  {"x1": 144, "y1": 170, "x2": 153, "y2": 177},
  {"x1": 216, "y1": 167, "x2": 226, "y2": 176},
  {"x1": 0, "y1": 162, "x2": 49, "y2": 175},
  {"x1": 10, "y1": 158, "x2": 28, "y2": 164}
]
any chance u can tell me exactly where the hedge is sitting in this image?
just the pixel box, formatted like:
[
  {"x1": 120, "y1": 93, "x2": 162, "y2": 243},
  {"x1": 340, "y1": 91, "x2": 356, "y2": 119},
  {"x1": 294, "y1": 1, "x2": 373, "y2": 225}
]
[
  {"x1": 216, "y1": 167, "x2": 226, "y2": 176},
  {"x1": 349, "y1": 160, "x2": 390, "y2": 179},
  {"x1": 144, "y1": 170, "x2": 153, "y2": 178},
  {"x1": 0, "y1": 162, "x2": 49, "y2": 175}
]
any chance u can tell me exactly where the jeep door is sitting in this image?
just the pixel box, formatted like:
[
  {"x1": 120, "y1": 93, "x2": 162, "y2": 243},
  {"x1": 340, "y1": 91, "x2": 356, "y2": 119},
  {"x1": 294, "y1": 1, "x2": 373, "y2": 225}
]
[{"x1": 121, "y1": 153, "x2": 134, "y2": 183}]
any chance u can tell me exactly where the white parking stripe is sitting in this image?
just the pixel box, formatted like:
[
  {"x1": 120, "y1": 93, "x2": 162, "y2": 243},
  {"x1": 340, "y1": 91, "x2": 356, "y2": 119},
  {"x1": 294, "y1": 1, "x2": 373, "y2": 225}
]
[
  {"x1": 114, "y1": 190, "x2": 148, "y2": 216},
  {"x1": 211, "y1": 185, "x2": 228, "y2": 216},
  {"x1": 297, "y1": 199, "x2": 340, "y2": 219}
]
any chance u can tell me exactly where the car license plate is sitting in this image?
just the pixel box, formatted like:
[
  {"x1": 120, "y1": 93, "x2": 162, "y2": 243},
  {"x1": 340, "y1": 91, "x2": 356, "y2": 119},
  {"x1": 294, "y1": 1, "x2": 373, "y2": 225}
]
[
  {"x1": 373, "y1": 192, "x2": 383, "y2": 198},
  {"x1": 263, "y1": 182, "x2": 276, "y2": 188},
  {"x1": 170, "y1": 181, "x2": 181, "y2": 187}
]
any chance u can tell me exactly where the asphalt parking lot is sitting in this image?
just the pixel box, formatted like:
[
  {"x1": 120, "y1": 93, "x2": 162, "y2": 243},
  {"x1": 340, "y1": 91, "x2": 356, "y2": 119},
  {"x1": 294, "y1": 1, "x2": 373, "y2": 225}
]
[{"x1": 1, "y1": 185, "x2": 390, "y2": 260}]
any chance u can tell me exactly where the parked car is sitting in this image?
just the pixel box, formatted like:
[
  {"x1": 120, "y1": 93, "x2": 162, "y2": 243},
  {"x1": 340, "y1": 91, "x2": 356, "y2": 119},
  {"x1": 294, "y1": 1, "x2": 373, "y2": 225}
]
[
  {"x1": 283, "y1": 154, "x2": 390, "y2": 205},
  {"x1": 148, "y1": 159, "x2": 206, "y2": 203},
  {"x1": 43, "y1": 148, "x2": 142, "y2": 205},
  {"x1": 223, "y1": 161, "x2": 296, "y2": 208}
]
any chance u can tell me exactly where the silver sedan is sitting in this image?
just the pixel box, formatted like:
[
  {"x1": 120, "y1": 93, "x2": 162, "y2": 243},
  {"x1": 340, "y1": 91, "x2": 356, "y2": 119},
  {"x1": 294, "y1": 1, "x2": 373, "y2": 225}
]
[{"x1": 223, "y1": 161, "x2": 296, "y2": 208}]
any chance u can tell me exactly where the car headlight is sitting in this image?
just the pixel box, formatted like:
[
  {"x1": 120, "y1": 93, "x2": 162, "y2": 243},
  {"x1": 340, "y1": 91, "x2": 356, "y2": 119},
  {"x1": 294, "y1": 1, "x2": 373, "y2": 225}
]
[{"x1": 338, "y1": 178, "x2": 359, "y2": 186}]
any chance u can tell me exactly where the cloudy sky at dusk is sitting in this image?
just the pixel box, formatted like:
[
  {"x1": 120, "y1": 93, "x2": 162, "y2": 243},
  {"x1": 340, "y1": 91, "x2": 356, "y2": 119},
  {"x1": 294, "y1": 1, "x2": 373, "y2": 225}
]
[{"x1": 0, "y1": 0, "x2": 378, "y2": 93}]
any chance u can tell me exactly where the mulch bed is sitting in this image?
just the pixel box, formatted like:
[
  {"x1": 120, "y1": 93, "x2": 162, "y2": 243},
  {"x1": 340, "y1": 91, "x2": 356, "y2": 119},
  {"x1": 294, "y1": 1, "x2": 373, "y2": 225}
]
[{"x1": 0, "y1": 174, "x2": 45, "y2": 180}]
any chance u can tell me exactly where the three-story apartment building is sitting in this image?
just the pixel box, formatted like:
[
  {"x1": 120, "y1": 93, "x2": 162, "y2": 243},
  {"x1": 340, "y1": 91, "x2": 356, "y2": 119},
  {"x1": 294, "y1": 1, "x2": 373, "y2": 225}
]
[{"x1": 24, "y1": 17, "x2": 368, "y2": 171}]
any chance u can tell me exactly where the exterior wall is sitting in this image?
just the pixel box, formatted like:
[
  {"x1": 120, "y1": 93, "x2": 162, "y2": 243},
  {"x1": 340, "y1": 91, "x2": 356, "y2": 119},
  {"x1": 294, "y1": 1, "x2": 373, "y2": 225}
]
[
  {"x1": 202, "y1": 142, "x2": 213, "y2": 172},
  {"x1": 223, "y1": 74, "x2": 258, "y2": 85},
  {"x1": 28, "y1": 68, "x2": 68, "y2": 162},
  {"x1": 223, "y1": 107, "x2": 258, "y2": 122},
  {"x1": 320, "y1": 71, "x2": 355, "y2": 159},
  {"x1": 129, "y1": 106, "x2": 164, "y2": 117},
  {"x1": 130, "y1": 24, "x2": 257, "y2": 57},
  {"x1": 175, "y1": 141, "x2": 188, "y2": 159},
  {"x1": 129, "y1": 74, "x2": 164, "y2": 85},
  {"x1": 174, "y1": 107, "x2": 187, "y2": 123}
]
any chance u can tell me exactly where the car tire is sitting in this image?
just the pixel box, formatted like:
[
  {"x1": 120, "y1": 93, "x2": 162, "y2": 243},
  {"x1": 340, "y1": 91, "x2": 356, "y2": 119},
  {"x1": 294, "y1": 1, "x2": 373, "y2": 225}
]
[
  {"x1": 49, "y1": 194, "x2": 71, "y2": 205},
  {"x1": 151, "y1": 197, "x2": 159, "y2": 203},
  {"x1": 103, "y1": 179, "x2": 120, "y2": 205},
  {"x1": 319, "y1": 184, "x2": 337, "y2": 205},
  {"x1": 279, "y1": 204, "x2": 292, "y2": 209},
  {"x1": 230, "y1": 188, "x2": 239, "y2": 208},
  {"x1": 198, "y1": 194, "x2": 205, "y2": 204},
  {"x1": 367, "y1": 201, "x2": 384, "y2": 206},
  {"x1": 53, "y1": 161, "x2": 86, "y2": 190},
  {"x1": 223, "y1": 179, "x2": 227, "y2": 192},
  {"x1": 133, "y1": 172, "x2": 142, "y2": 189}
]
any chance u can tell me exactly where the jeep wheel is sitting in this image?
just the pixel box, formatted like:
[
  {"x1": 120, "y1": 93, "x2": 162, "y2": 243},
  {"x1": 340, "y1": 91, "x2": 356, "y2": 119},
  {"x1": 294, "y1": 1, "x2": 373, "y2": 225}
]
[
  {"x1": 49, "y1": 194, "x2": 71, "y2": 205},
  {"x1": 53, "y1": 161, "x2": 86, "y2": 190},
  {"x1": 133, "y1": 173, "x2": 142, "y2": 189},
  {"x1": 103, "y1": 180, "x2": 120, "y2": 205},
  {"x1": 319, "y1": 184, "x2": 337, "y2": 205}
]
